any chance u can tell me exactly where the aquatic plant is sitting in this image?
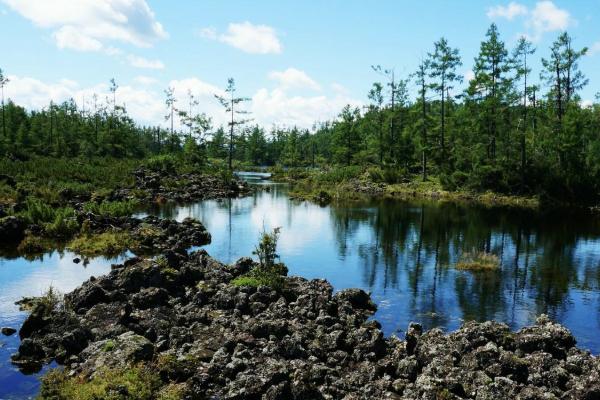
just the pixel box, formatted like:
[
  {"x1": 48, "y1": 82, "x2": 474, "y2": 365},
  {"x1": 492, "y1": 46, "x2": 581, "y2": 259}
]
[{"x1": 455, "y1": 251, "x2": 500, "y2": 271}]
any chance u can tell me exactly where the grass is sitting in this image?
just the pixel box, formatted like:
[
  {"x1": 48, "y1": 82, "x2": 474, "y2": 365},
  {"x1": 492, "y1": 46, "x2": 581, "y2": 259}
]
[
  {"x1": 455, "y1": 251, "x2": 500, "y2": 271},
  {"x1": 68, "y1": 231, "x2": 135, "y2": 257},
  {"x1": 83, "y1": 199, "x2": 139, "y2": 218},
  {"x1": 38, "y1": 366, "x2": 163, "y2": 400},
  {"x1": 231, "y1": 265, "x2": 287, "y2": 290}
]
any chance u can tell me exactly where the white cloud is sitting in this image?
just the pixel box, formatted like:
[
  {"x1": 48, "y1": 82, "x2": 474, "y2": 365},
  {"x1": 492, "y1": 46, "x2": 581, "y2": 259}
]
[
  {"x1": 127, "y1": 54, "x2": 165, "y2": 70},
  {"x1": 4, "y1": 72, "x2": 360, "y2": 131},
  {"x1": 168, "y1": 77, "x2": 227, "y2": 127},
  {"x1": 4, "y1": 75, "x2": 163, "y2": 126},
  {"x1": 589, "y1": 41, "x2": 600, "y2": 56},
  {"x1": 527, "y1": 1, "x2": 572, "y2": 38},
  {"x1": 581, "y1": 99, "x2": 593, "y2": 108},
  {"x1": 53, "y1": 26, "x2": 103, "y2": 52},
  {"x1": 268, "y1": 68, "x2": 320, "y2": 91},
  {"x1": 465, "y1": 69, "x2": 475, "y2": 82},
  {"x1": 2, "y1": 0, "x2": 167, "y2": 50},
  {"x1": 201, "y1": 21, "x2": 282, "y2": 54},
  {"x1": 252, "y1": 88, "x2": 361, "y2": 128},
  {"x1": 199, "y1": 27, "x2": 217, "y2": 40},
  {"x1": 134, "y1": 75, "x2": 158, "y2": 86},
  {"x1": 486, "y1": 1, "x2": 573, "y2": 42},
  {"x1": 487, "y1": 2, "x2": 528, "y2": 20}
]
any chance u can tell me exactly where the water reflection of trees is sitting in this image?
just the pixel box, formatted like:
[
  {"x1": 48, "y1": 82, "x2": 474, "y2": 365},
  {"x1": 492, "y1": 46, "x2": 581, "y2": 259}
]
[{"x1": 329, "y1": 199, "x2": 600, "y2": 327}]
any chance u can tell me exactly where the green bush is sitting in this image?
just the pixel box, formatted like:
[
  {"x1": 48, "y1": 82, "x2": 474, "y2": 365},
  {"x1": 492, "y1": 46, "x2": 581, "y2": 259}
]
[
  {"x1": 440, "y1": 170, "x2": 469, "y2": 191},
  {"x1": 44, "y1": 207, "x2": 79, "y2": 237},
  {"x1": 314, "y1": 166, "x2": 363, "y2": 184},
  {"x1": 21, "y1": 197, "x2": 55, "y2": 224},
  {"x1": 145, "y1": 154, "x2": 178, "y2": 173},
  {"x1": 233, "y1": 227, "x2": 287, "y2": 290}
]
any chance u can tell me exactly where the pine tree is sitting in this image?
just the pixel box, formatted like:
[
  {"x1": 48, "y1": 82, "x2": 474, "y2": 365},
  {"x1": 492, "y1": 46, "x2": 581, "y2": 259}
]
[
  {"x1": 428, "y1": 38, "x2": 462, "y2": 160},
  {"x1": 215, "y1": 78, "x2": 252, "y2": 171}
]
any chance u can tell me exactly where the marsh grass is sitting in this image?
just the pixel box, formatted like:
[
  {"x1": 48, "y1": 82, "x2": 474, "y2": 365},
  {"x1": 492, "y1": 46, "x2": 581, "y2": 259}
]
[{"x1": 455, "y1": 251, "x2": 500, "y2": 271}]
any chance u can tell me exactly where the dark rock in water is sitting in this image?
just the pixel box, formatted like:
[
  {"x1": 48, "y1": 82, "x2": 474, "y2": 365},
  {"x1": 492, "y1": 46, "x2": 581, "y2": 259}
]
[
  {"x1": 1, "y1": 327, "x2": 17, "y2": 336},
  {"x1": 19, "y1": 303, "x2": 51, "y2": 339},
  {"x1": 334, "y1": 288, "x2": 377, "y2": 311},
  {"x1": 0, "y1": 215, "x2": 26, "y2": 243},
  {"x1": 73, "y1": 257, "x2": 81, "y2": 264},
  {"x1": 13, "y1": 251, "x2": 600, "y2": 399}
]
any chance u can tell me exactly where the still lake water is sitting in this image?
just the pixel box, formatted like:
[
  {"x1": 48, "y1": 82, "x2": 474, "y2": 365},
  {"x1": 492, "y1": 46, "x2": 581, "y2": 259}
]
[{"x1": 2, "y1": 180, "x2": 600, "y2": 398}]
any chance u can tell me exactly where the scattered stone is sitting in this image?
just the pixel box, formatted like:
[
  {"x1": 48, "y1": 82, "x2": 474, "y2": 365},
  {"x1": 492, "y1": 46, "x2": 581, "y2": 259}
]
[{"x1": 1, "y1": 327, "x2": 17, "y2": 336}]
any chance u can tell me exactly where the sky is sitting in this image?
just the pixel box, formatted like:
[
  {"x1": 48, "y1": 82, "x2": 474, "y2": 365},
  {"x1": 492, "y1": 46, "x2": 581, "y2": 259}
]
[{"x1": 0, "y1": 0, "x2": 599, "y2": 130}]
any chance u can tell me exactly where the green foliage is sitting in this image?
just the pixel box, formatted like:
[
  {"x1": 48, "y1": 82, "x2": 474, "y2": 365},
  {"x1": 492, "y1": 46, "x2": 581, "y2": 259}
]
[
  {"x1": 20, "y1": 197, "x2": 56, "y2": 224},
  {"x1": 367, "y1": 166, "x2": 407, "y2": 184},
  {"x1": 38, "y1": 366, "x2": 162, "y2": 400},
  {"x1": 103, "y1": 340, "x2": 116, "y2": 352},
  {"x1": 253, "y1": 227, "x2": 281, "y2": 269},
  {"x1": 19, "y1": 197, "x2": 78, "y2": 237},
  {"x1": 83, "y1": 200, "x2": 139, "y2": 218},
  {"x1": 44, "y1": 207, "x2": 79, "y2": 237},
  {"x1": 313, "y1": 166, "x2": 363, "y2": 184},
  {"x1": 145, "y1": 154, "x2": 178, "y2": 173}
]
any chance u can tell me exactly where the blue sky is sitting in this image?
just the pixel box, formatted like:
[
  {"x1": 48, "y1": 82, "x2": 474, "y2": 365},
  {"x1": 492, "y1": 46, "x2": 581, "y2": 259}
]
[{"x1": 0, "y1": 0, "x2": 599, "y2": 129}]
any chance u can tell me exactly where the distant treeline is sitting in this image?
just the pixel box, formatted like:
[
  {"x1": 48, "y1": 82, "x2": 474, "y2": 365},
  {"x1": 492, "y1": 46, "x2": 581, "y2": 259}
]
[{"x1": 1, "y1": 25, "x2": 600, "y2": 203}]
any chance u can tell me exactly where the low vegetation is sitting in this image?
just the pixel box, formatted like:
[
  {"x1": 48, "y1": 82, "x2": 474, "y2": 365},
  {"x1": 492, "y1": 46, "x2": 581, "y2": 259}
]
[
  {"x1": 455, "y1": 251, "x2": 500, "y2": 272},
  {"x1": 83, "y1": 199, "x2": 139, "y2": 218},
  {"x1": 68, "y1": 231, "x2": 134, "y2": 258},
  {"x1": 39, "y1": 366, "x2": 163, "y2": 400}
]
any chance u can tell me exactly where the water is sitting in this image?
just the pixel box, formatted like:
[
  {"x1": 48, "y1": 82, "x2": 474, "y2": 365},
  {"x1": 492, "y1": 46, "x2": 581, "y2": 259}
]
[
  {"x1": 2, "y1": 181, "x2": 600, "y2": 398},
  {"x1": 0, "y1": 251, "x2": 129, "y2": 399}
]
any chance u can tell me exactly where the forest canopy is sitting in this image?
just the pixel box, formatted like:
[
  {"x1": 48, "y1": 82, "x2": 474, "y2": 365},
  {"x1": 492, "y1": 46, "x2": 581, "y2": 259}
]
[{"x1": 1, "y1": 25, "x2": 600, "y2": 204}]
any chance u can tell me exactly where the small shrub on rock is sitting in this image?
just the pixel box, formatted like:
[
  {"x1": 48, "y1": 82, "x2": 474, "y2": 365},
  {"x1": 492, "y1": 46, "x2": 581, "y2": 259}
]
[{"x1": 232, "y1": 227, "x2": 287, "y2": 290}]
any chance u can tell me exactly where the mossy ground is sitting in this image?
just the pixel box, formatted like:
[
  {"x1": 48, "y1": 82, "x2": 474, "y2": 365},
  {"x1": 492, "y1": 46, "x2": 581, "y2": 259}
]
[
  {"x1": 38, "y1": 366, "x2": 165, "y2": 400},
  {"x1": 68, "y1": 231, "x2": 135, "y2": 258}
]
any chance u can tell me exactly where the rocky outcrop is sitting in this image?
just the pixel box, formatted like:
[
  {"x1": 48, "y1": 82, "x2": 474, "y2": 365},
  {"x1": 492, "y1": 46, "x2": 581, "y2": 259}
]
[
  {"x1": 76, "y1": 213, "x2": 212, "y2": 254},
  {"x1": 13, "y1": 251, "x2": 600, "y2": 399},
  {"x1": 112, "y1": 168, "x2": 252, "y2": 204}
]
